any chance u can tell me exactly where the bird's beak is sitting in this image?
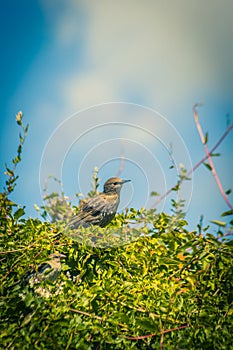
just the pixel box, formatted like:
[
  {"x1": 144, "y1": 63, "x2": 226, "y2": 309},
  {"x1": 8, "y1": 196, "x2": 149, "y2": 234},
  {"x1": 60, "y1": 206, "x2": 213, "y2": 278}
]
[
  {"x1": 60, "y1": 254, "x2": 66, "y2": 259},
  {"x1": 122, "y1": 179, "x2": 131, "y2": 184},
  {"x1": 55, "y1": 253, "x2": 66, "y2": 259}
]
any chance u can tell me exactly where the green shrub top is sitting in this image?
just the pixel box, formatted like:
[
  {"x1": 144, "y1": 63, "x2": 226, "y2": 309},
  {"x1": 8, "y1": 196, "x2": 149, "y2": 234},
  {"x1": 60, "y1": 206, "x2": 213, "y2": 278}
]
[{"x1": 0, "y1": 112, "x2": 233, "y2": 349}]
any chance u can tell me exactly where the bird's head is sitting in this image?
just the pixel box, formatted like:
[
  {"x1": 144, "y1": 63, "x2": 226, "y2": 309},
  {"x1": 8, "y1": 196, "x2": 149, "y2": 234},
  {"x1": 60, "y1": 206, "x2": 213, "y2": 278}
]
[
  {"x1": 103, "y1": 177, "x2": 131, "y2": 195},
  {"x1": 48, "y1": 252, "x2": 66, "y2": 261}
]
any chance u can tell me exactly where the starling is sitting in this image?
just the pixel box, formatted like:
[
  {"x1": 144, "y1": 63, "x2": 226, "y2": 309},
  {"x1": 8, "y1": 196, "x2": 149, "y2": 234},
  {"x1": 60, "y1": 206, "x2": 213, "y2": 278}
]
[
  {"x1": 67, "y1": 177, "x2": 131, "y2": 229},
  {"x1": 22, "y1": 252, "x2": 66, "y2": 287}
]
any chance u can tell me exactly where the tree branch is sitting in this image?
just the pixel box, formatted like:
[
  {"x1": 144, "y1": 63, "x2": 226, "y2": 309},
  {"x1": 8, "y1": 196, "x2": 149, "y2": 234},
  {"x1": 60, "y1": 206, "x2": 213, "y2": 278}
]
[
  {"x1": 150, "y1": 116, "x2": 233, "y2": 209},
  {"x1": 193, "y1": 104, "x2": 233, "y2": 210},
  {"x1": 125, "y1": 324, "x2": 189, "y2": 340}
]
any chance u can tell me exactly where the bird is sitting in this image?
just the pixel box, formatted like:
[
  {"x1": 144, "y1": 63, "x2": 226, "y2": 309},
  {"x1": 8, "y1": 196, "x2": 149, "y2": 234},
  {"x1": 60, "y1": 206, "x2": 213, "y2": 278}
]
[
  {"x1": 66, "y1": 177, "x2": 131, "y2": 230},
  {"x1": 22, "y1": 252, "x2": 66, "y2": 288}
]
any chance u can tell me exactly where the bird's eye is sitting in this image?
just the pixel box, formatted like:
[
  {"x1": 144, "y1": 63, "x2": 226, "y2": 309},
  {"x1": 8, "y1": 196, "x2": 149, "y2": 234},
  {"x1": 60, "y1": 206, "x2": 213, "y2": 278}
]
[{"x1": 114, "y1": 182, "x2": 118, "y2": 185}]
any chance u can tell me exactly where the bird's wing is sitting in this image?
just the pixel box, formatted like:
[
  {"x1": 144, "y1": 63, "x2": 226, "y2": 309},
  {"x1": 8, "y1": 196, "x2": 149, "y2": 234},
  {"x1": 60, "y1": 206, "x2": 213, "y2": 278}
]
[
  {"x1": 67, "y1": 194, "x2": 118, "y2": 228},
  {"x1": 22, "y1": 263, "x2": 52, "y2": 285},
  {"x1": 37, "y1": 262, "x2": 52, "y2": 275},
  {"x1": 82, "y1": 195, "x2": 110, "y2": 214},
  {"x1": 21, "y1": 269, "x2": 36, "y2": 286}
]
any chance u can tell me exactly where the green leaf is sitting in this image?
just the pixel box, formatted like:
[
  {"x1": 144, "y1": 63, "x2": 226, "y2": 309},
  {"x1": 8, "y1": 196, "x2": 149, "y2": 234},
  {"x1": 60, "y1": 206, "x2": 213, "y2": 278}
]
[
  {"x1": 19, "y1": 133, "x2": 24, "y2": 143},
  {"x1": 226, "y1": 113, "x2": 231, "y2": 127},
  {"x1": 25, "y1": 123, "x2": 29, "y2": 133},
  {"x1": 204, "y1": 132, "x2": 208, "y2": 144},
  {"x1": 210, "y1": 220, "x2": 226, "y2": 227},
  {"x1": 14, "y1": 207, "x2": 25, "y2": 220},
  {"x1": 157, "y1": 257, "x2": 179, "y2": 265},
  {"x1": 225, "y1": 189, "x2": 232, "y2": 195},
  {"x1": 203, "y1": 163, "x2": 212, "y2": 171},
  {"x1": 210, "y1": 153, "x2": 220, "y2": 157},
  {"x1": 150, "y1": 191, "x2": 159, "y2": 197},
  {"x1": 172, "y1": 184, "x2": 179, "y2": 191},
  {"x1": 4, "y1": 165, "x2": 14, "y2": 176},
  {"x1": 135, "y1": 318, "x2": 157, "y2": 332},
  {"x1": 221, "y1": 210, "x2": 233, "y2": 217},
  {"x1": 24, "y1": 293, "x2": 34, "y2": 307}
]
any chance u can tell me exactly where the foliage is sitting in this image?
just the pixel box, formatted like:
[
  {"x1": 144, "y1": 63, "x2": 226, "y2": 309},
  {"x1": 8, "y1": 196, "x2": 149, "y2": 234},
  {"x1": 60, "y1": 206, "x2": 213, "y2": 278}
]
[
  {"x1": 38, "y1": 176, "x2": 73, "y2": 223},
  {"x1": 1, "y1": 114, "x2": 233, "y2": 349}
]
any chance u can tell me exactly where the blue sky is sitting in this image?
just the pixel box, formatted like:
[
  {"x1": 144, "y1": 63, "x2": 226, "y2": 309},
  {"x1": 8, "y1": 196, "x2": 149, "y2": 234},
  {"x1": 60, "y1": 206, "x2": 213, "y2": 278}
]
[{"x1": 1, "y1": 0, "x2": 232, "y2": 230}]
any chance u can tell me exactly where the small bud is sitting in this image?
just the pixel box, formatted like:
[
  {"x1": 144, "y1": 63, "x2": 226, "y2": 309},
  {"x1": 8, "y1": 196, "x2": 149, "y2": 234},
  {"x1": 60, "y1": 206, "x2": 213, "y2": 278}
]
[
  {"x1": 34, "y1": 204, "x2": 40, "y2": 211},
  {"x1": 16, "y1": 111, "x2": 23, "y2": 125}
]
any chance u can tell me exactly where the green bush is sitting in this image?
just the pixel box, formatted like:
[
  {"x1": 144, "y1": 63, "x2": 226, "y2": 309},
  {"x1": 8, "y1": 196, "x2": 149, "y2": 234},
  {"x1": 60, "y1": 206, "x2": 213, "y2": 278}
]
[{"x1": 0, "y1": 114, "x2": 233, "y2": 349}]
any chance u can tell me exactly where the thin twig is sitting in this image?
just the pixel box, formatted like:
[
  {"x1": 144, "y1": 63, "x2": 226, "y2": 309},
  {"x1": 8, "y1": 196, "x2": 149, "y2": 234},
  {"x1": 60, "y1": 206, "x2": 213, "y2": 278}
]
[
  {"x1": 193, "y1": 104, "x2": 233, "y2": 210},
  {"x1": 125, "y1": 324, "x2": 189, "y2": 340},
  {"x1": 69, "y1": 308, "x2": 102, "y2": 320},
  {"x1": 69, "y1": 308, "x2": 127, "y2": 329},
  {"x1": 0, "y1": 243, "x2": 36, "y2": 254},
  {"x1": 160, "y1": 295, "x2": 175, "y2": 349},
  {"x1": 115, "y1": 139, "x2": 125, "y2": 177},
  {"x1": 216, "y1": 231, "x2": 233, "y2": 240},
  {"x1": 168, "y1": 143, "x2": 181, "y2": 201},
  {"x1": 150, "y1": 121, "x2": 233, "y2": 208}
]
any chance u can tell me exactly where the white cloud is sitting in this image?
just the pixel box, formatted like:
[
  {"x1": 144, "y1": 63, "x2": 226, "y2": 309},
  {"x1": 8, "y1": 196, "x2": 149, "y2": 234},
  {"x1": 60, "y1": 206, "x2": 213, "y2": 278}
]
[
  {"x1": 61, "y1": 73, "x2": 115, "y2": 108},
  {"x1": 45, "y1": 0, "x2": 233, "y2": 110}
]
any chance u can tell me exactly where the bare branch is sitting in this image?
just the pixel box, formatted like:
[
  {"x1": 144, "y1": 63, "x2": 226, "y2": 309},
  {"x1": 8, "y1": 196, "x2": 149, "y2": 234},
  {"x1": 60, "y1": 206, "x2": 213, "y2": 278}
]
[
  {"x1": 150, "y1": 114, "x2": 233, "y2": 209},
  {"x1": 125, "y1": 324, "x2": 189, "y2": 340},
  {"x1": 193, "y1": 104, "x2": 233, "y2": 210}
]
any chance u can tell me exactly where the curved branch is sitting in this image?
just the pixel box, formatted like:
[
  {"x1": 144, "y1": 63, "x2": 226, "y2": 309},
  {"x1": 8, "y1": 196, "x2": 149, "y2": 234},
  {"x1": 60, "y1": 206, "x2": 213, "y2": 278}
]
[
  {"x1": 125, "y1": 324, "x2": 189, "y2": 340},
  {"x1": 150, "y1": 119, "x2": 233, "y2": 209},
  {"x1": 193, "y1": 104, "x2": 233, "y2": 210}
]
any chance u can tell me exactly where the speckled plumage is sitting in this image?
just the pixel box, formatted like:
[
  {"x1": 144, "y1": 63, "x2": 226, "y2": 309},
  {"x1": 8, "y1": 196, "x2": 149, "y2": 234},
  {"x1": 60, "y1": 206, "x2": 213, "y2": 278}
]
[
  {"x1": 22, "y1": 253, "x2": 66, "y2": 287},
  {"x1": 67, "y1": 177, "x2": 131, "y2": 229}
]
